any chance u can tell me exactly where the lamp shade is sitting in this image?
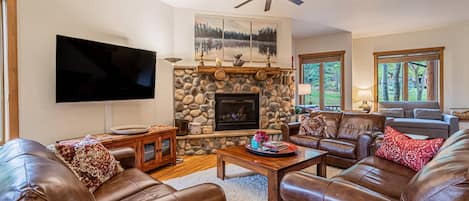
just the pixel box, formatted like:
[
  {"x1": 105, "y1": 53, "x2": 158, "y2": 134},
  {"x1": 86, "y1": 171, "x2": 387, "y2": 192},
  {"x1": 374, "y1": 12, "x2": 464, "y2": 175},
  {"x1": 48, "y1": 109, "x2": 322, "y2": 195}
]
[
  {"x1": 298, "y1": 84, "x2": 312, "y2": 95},
  {"x1": 357, "y1": 89, "x2": 372, "y2": 100}
]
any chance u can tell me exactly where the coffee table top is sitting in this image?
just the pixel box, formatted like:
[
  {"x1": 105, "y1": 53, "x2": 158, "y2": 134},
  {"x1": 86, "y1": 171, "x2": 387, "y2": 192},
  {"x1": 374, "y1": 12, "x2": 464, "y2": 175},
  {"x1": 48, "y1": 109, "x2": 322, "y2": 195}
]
[{"x1": 217, "y1": 144, "x2": 327, "y2": 171}]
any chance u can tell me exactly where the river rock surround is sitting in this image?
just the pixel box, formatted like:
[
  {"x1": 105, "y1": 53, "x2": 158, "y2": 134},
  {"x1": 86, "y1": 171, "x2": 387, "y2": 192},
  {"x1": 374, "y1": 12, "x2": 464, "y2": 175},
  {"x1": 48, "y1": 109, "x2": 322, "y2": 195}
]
[{"x1": 173, "y1": 67, "x2": 295, "y2": 131}]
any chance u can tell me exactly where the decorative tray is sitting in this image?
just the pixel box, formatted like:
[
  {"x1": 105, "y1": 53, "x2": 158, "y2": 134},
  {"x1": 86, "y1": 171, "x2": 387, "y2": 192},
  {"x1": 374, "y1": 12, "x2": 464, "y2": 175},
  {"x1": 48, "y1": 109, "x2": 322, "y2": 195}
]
[{"x1": 245, "y1": 142, "x2": 298, "y2": 157}]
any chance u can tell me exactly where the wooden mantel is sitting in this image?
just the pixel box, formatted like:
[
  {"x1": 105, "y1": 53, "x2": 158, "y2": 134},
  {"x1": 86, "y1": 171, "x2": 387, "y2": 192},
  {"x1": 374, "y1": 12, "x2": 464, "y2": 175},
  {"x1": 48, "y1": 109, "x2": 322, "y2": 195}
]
[{"x1": 174, "y1": 66, "x2": 294, "y2": 75}]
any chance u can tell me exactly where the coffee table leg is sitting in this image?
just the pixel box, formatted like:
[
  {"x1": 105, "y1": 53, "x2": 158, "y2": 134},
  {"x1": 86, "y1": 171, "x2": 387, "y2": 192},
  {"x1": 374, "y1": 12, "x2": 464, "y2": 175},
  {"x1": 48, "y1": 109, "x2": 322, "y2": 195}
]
[
  {"x1": 217, "y1": 154, "x2": 225, "y2": 180},
  {"x1": 268, "y1": 171, "x2": 281, "y2": 201},
  {"x1": 317, "y1": 156, "x2": 327, "y2": 177}
]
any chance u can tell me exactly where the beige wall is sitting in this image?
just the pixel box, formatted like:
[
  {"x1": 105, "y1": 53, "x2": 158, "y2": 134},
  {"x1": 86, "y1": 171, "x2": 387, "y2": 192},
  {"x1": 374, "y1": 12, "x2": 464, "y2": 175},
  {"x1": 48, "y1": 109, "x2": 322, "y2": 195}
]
[
  {"x1": 17, "y1": 1, "x2": 294, "y2": 145},
  {"x1": 352, "y1": 22, "x2": 469, "y2": 111},
  {"x1": 173, "y1": 8, "x2": 293, "y2": 67},
  {"x1": 17, "y1": 0, "x2": 175, "y2": 144},
  {"x1": 294, "y1": 32, "x2": 353, "y2": 110}
]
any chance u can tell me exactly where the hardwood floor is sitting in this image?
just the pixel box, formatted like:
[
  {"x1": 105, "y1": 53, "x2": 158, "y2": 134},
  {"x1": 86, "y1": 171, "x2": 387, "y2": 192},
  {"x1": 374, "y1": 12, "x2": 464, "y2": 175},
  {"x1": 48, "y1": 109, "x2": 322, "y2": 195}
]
[{"x1": 149, "y1": 154, "x2": 217, "y2": 181}]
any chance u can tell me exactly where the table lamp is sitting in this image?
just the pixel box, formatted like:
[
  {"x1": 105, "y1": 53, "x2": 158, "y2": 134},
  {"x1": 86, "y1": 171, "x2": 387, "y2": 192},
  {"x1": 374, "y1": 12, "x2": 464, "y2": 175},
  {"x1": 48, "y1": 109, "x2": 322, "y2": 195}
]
[
  {"x1": 357, "y1": 89, "x2": 372, "y2": 113},
  {"x1": 298, "y1": 84, "x2": 312, "y2": 105}
]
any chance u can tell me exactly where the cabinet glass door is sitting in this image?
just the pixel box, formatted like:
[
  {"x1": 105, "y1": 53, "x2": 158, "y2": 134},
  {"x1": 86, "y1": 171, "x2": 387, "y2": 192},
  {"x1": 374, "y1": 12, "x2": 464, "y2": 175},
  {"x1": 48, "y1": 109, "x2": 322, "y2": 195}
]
[
  {"x1": 143, "y1": 142, "x2": 156, "y2": 162},
  {"x1": 161, "y1": 138, "x2": 171, "y2": 158}
]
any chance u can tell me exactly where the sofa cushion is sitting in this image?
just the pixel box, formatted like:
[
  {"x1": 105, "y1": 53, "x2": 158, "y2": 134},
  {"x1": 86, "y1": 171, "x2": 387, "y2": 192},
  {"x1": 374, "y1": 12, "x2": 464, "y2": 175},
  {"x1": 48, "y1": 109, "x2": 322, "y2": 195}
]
[
  {"x1": 311, "y1": 111, "x2": 343, "y2": 138},
  {"x1": 379, "y1": 101, "x2": 440, "y2": 118},
  {"x1": 319, "y1": 139, "x2": 356, "y2": 159},
  {"x1": 120, "y1": 184, "x2": 177, "y2": 201},
  {"x1": 334, "y1": 156, "x2": 416, "y2": 199},
  {"x1": 94, "y1": 168, "x2": 166, "y2": 201},
  {"x1": 298, "y1": 114, "x2": 326, "y2": 137},
  {"x1": 0, "y1": 155, "x2": 95, "y2": 201},
  {"x1": 378, "y1": 108, "x2": 405, "y2": 118},
  {"x1": 375, "y1": 127, "x2": 444, "y2": 171},
  {"x1": 337, "y1": 113, "x2": 386, "y2": 140},
  {"x1": 389, "y1": 118, "x2": 449, "y2": 130},
  {"x1": 55, "y1": 136, "x2": 124, "y2": 192},
  {"x1": 0, "y1": 138, "x2": 61, "y2": 163},
  {"x1": 402, "y1": 129, "x2": 469, "y2": 201},
  {"x1": 413, "y1": 108, "x2": 442, "y2": 120},
  {"x1": 289, "y1": 135, "x2": 320, "y2": 148}
]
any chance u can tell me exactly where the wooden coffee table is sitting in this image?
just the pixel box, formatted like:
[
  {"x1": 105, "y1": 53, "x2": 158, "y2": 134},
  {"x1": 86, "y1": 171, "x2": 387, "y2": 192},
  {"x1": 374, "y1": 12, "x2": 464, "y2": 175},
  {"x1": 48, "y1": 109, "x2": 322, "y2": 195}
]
[{"x1": 216, "y1": 144, "x2": 328, "y2": 201}]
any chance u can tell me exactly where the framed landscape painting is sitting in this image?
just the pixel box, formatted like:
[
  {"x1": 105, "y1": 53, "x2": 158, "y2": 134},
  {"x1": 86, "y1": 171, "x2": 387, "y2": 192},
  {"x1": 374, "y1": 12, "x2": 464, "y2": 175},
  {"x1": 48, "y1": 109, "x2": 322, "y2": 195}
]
[
  {"x1": 223, "y1": 18, "x2": 251, "y2": 61},
  {"x1": 194, "y1": 15, "x2": 223, "y2": 60},
  {"x1": 251, "y1": 21, "x2": 277, "y2": 62}
]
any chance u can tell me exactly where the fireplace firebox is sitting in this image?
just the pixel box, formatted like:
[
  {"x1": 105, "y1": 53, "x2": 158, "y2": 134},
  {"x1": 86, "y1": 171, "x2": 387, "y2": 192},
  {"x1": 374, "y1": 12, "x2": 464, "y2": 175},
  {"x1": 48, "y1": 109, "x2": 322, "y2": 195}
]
[{"x1": 215, "y1": 93, "x2": 260, "y2": 131}]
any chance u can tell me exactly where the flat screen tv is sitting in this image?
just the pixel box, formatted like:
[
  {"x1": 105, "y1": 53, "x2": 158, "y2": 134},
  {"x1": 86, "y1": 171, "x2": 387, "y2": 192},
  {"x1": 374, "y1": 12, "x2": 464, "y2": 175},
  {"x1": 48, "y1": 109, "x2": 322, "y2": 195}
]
[{"x1": 56, "y1": 35, "x2": 156, "y2": 103}]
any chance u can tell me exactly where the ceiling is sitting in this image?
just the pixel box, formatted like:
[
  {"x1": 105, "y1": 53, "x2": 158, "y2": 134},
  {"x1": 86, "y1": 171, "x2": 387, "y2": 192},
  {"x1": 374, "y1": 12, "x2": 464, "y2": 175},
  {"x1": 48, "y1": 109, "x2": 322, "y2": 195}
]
[{"x1": 160, "y1": 0, "x2": 469, "y2": 39}]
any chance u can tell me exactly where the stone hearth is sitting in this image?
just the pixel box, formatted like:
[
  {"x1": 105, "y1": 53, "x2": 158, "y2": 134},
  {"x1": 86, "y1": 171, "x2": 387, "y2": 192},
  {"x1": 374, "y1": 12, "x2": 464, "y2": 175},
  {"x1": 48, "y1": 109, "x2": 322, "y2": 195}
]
[{"x1": 173, "y1": 66, "x2": 295, "y2": 155}]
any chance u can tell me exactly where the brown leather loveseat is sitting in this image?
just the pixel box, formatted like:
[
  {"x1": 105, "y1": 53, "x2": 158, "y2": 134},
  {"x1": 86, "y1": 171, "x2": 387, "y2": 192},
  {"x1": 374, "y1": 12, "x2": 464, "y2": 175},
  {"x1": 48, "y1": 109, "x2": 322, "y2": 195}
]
[
  {"x1": 282, "y1": 112, "x2": 386, "y2": 168},
  {"x1": 280, "y1": 129, "x2": 469, "y2": 201},
  {"x1": 0, "y1": 138, "x2": 226, "y2": 201}
]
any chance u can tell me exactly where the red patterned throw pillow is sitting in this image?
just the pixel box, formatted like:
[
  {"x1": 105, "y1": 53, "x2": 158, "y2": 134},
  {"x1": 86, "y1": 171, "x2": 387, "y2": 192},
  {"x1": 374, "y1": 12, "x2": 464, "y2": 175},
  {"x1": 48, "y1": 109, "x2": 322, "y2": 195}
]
[
  {"x1": 54, "y1": 136, "x2": 123, "y2": 192},
  {"x1": 375, "y1": 126, "x2": 444, "y2": 171},
  {"x1": 299, "y1": 114, "x2": 327, "y2": 137}
]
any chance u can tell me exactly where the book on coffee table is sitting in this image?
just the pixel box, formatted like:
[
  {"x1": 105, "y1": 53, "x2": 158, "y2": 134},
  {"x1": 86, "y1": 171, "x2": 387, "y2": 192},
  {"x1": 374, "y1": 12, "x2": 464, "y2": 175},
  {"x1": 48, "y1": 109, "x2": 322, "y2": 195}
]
[{"x1": 262, "y1": 141, "x2": 289, "y2": 152}]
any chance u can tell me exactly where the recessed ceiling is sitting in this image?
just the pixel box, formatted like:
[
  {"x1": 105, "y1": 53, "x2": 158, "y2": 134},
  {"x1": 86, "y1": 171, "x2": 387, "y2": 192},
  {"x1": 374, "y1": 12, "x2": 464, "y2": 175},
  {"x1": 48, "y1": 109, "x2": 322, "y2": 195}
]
[{"x1": 160, "y1": 0, "x2": 469, "y2": 39}]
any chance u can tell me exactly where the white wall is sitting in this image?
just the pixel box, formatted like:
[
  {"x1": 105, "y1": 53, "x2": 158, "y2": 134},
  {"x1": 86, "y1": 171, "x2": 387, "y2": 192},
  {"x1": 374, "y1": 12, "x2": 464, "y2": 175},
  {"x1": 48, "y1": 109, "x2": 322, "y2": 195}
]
[
  {"x1": 294, "y1": 32, "x2": 353, "y2": 110},
  {"x1": 352, "y1": 22, "x2": 469, "y2": 111},
  {"x1": 173, "y1": 8, "x2": 293, "y2": 67},
  {"x1": 17, "y1": 0, "x2": 175, "y2": 144}
]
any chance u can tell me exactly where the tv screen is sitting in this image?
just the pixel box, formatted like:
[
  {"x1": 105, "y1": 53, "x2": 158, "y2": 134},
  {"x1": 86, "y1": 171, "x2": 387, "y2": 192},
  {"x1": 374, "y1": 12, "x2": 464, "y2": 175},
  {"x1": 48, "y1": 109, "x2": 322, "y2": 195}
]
[{"x1": 56, "y1": 35, "x2": 156, "y2": 103}]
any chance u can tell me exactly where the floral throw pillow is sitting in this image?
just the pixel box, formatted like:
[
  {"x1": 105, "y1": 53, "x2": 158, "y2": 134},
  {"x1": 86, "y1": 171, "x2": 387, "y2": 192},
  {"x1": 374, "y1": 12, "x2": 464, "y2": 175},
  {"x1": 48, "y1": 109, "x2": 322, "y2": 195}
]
[
  {"x1": 299, "y1": 114, "x2": 327, "y2": 137},
  {"x1": 54, "y1": 136, "x2": 123, "y2": 192},
  {"x1": 375, "y1": 126, "x2": 444, "y2": 172}
]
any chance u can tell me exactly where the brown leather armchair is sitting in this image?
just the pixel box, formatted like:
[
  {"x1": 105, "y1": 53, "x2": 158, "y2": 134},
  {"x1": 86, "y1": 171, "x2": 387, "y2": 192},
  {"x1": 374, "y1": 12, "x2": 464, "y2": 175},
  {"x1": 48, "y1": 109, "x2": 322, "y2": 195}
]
[
  {"x1": 280, "y1": 129, "x2": 469, "y2": 201},
  {"x1": 282, "y1": 112, "x2": 386, "y2": 168},
  {"x1": 0, "y1": 138, "x2": 226, "y2": 201}
]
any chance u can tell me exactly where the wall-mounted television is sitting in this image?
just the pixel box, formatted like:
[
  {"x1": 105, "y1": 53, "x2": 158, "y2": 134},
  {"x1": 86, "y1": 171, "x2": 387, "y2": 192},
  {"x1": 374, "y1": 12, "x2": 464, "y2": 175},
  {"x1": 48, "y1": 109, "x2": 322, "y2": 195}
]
[{"x1": 56, "y1": 35, "x2": 156, "y2": 103}]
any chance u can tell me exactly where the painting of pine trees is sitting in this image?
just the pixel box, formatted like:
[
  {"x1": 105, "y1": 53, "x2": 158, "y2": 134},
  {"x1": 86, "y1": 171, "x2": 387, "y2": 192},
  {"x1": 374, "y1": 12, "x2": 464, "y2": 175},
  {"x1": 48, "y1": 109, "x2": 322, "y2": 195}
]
[
  {"x1": 252, "y1": 21, "x2": 277, "y2": 62},
  {"x1": 194, "y1": 15, "x2": 278, "y2": 62},
  {"x1": 223, "y1": 18, "x2": 251, "y2": 61},
  {"x1": 194, "y1": 15, "x2": 223, "y2": 60}
]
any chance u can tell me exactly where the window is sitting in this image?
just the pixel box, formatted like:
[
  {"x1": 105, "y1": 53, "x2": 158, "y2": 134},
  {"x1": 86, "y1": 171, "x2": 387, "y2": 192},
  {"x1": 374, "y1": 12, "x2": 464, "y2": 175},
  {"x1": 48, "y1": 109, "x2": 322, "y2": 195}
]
[
  {"x1": 299, "y1": 51, "x2": 345, "y2": 111},
  {"x1": 373, "y1": 47, "x2": 444, "y2": 110}
]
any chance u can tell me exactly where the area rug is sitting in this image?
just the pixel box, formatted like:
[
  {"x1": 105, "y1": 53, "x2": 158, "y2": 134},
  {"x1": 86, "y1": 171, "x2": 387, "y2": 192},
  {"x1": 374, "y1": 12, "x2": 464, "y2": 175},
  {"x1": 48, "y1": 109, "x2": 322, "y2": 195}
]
[{"x1": 165, "y1": 164, "x2": 342, "y2": 201}]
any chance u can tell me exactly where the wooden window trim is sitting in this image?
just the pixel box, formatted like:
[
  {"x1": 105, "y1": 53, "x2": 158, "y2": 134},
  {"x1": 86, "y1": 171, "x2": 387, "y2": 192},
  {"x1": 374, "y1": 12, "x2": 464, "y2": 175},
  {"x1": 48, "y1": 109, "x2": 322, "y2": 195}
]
[
  {"x1": 373, "y1": 47, "x2": 444, "y2": 111},
  {"x1": 299, "y1": 50, "x2": 345, "y2": 111},
  {"x1": 1, "y1": 0, "x2": 19, "y2": 142}
]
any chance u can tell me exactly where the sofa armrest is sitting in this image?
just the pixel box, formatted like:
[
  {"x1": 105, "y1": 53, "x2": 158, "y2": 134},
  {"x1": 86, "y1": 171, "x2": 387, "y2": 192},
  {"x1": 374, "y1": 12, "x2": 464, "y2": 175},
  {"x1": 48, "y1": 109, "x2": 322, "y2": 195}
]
[
  {"x1": 357, "y1": 132, "x2": 381, "y2": 160},
  {"x1": 109, "y1": 147, "x2": 135, "y2": 169},
  {"x1": 281, "y1": 122, "x2": 301, "y2": 142},
  {"x1": 280, "y1": 172, "x2": 391, "y2": 201},
  {"x1": 155, "y1": 183, "x2": 226, "y2": 201},
  {"x1": 443, "y1": 114, "x2": 459, "y2": 135}
]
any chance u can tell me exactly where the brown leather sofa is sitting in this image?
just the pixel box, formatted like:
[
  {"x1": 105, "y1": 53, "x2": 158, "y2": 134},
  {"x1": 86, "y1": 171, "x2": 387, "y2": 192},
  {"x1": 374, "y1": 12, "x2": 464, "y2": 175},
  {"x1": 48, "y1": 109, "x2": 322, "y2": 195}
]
[
  {"x1": 280, "y1": 129, "x2": 469, "y2": 201},
  {"x1": 282, "y1": 112, "x2": 386, "y2": 168},
  {"x1": 0, "y1": 138, "x2": 226, "y2": 201}
]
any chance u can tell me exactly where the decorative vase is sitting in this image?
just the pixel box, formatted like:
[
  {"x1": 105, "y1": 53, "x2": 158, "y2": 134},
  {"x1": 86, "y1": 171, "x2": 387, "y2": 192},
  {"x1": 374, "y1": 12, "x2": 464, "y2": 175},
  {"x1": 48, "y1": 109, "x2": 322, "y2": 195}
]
[
  {"x1": 233, "y1": 54, "x2": 245, "y2": 67},
  {"x1": 252, "y1": 130, "x2": 269, "y2": 150}
]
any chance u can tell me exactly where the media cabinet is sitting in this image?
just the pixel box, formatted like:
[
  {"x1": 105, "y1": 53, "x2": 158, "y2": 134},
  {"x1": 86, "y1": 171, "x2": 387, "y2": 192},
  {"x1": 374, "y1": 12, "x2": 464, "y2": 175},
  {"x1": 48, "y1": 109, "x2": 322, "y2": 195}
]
[{"x1": 59, "y1": 125, "x2": 177, "y2": 172}]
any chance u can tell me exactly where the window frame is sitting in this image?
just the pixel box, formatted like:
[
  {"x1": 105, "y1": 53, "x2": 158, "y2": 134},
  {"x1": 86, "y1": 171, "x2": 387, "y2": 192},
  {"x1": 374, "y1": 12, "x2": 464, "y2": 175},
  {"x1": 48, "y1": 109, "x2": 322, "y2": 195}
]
[
  {"x1": 373, "y1": 47, "x2": 444, "y2": 111},
  {"x1": 1, "y1": 0, "x2": 19, "y2": 144},
  {"x1": 299, "y1": 50, "x2": 345, "y2": 111}
]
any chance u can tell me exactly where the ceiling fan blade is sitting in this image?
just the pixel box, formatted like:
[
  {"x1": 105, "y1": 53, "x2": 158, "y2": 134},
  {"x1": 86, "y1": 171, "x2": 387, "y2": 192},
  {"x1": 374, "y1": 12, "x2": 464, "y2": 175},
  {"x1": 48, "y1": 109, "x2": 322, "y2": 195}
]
[
  {"x1": 235, "y1": 0, "x2": 253, "y2": 8},
  {"x1": 288, "y1": 0, "x2": 304, "y2": 5},
  {"x1": 264, "y1": 0, "x2": 272, "y2": 11}
]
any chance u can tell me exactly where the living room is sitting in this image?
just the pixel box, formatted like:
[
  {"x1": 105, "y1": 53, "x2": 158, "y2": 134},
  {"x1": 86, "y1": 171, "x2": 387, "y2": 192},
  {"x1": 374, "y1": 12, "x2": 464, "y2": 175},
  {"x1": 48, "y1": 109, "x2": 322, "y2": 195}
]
[{"x1": 1, "y1": 0, "x2": 469, "y2": 201}]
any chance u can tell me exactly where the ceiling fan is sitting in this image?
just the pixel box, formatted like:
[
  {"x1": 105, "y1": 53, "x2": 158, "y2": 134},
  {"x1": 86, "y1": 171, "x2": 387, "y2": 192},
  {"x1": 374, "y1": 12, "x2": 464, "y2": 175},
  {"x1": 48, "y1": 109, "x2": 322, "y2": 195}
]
[{"x1": 235, "y1": 0, "x2": 304, "y2": 12}]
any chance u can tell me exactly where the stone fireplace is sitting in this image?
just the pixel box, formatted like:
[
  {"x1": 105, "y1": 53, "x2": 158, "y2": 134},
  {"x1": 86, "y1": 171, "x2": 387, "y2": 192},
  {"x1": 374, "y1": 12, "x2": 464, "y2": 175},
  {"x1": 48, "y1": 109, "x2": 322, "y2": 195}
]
[
  {"x1": 215, "y1": 93, "x2": 260, "y2": 131},
  {"x1": 173, "y1": 66, "x2": 295, "y2": 155}
]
